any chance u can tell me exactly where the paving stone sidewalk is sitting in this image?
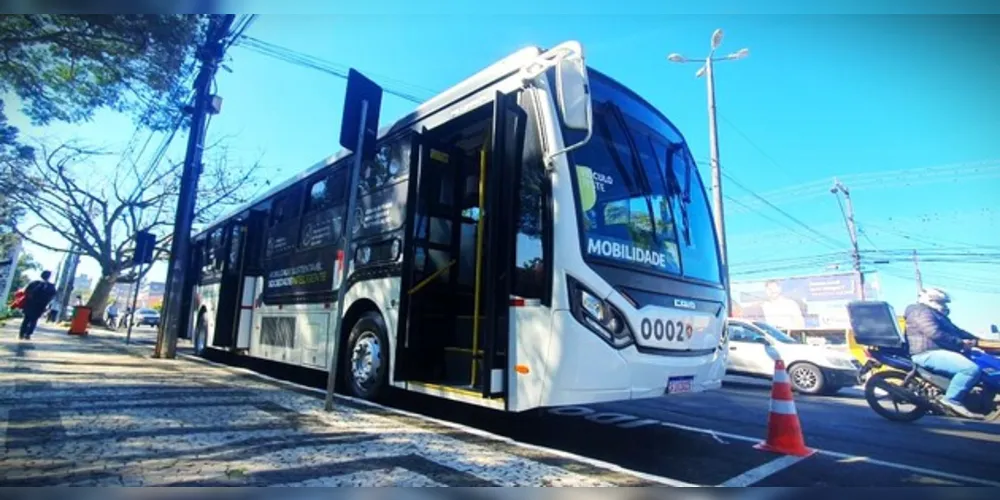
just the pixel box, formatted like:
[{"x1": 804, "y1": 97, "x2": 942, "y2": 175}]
[{"x1": 0, "y1": 320, "x2": 677, "y2": 487}]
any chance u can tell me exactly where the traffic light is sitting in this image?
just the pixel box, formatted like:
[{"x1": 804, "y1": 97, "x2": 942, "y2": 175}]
[{"x1": 134, "y1": 231, "x2": 156, "y2": 266}]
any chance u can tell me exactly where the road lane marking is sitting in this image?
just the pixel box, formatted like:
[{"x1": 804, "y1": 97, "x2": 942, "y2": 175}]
[
  {"x1": 165, "y1": 348, "x2": 699, "y2": 487},
  {"x1": 547, "y1": 405, "x2": 1000, "y2": 488},
  {"x1": 719, "y1": 455, "x2": 804, "y2": 487},
  {"x1": 817, "y1": 450, "x2": 1000, "y2": 487}
]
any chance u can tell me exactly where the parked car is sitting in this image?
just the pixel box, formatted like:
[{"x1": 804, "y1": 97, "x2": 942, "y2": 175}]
[
  {"x1": 726, "y1": 319, "x2": 861, "y2": 395},
  {"x1": 132, "y1": 308, "x2": 160, "y2": 328}
]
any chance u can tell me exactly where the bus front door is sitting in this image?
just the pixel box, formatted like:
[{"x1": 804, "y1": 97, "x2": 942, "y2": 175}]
[{"x1": 477, "y1": 91, "x2": 527, "y2": 400}]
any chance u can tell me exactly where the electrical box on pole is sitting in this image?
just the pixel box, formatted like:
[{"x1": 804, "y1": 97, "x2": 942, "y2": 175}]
[{"x1": 325, "y1": 69, "x2": 383, "y2": 411}]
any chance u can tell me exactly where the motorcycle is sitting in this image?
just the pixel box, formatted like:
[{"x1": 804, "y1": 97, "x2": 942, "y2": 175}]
[{"x1": 847, "y1": 300, "x2": 1000, "y2": 423}]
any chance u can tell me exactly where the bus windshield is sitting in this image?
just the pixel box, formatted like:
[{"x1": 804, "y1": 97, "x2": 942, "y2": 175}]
[{"x1": 569, "y1": 72, "x2": 722, "y2": 283}]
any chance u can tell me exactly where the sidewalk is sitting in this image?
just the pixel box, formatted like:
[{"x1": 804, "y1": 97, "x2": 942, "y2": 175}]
[{"x1": 0, "y1": 320, "x2": 679, "y2": 487}]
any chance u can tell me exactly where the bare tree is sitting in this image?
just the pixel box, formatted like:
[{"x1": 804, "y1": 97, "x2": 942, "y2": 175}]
[{"x1": 6, "y1": 137, "x2": 263, "y2": 317}]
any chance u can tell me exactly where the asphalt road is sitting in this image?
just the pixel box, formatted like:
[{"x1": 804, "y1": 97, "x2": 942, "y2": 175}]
[{"x1": 385, "y1": 379, "x2": 1000, "y2": 487}]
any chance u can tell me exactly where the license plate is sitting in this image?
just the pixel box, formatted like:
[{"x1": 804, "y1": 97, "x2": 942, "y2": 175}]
[{"x1": 667, "y1": 376, "x2": 694, "y2": 394}]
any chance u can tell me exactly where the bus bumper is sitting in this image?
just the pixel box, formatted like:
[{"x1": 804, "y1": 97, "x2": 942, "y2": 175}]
[
  {"x1": 621, "y1": 341, "x2": 727, "y2": 399},
  {"x1": 541, "y1": 311, "x2": 725, "y2": 407}
]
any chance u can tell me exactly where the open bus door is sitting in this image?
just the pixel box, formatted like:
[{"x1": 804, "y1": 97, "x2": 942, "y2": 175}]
[
  {"x1": 212, "y1": 219, "x2": 247, "y2": 349},
  {"x1": 478, "y1": 91, "x2": 527, "y2": 399}
]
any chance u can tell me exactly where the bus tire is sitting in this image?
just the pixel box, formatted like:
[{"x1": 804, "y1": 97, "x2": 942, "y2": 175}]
[{"x1": 342, "y1": 311, "x2": 389, "y2": 401}]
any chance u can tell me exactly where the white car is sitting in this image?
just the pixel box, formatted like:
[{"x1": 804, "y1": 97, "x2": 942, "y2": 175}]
[{"x1": 726, "y1": 319, "x2": 861, "y2": 395}]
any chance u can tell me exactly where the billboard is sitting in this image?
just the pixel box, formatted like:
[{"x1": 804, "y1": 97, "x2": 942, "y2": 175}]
[{"x1": 731, "y1": 272, "x2": 881, "y2": 330}]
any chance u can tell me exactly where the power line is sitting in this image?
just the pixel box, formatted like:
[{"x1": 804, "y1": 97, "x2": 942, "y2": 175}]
[
  {"x1": 858, "y1": 226, "x2": 881, "y2": 252},
  {"x1": 724, "y1": 194, "x2": 843, "y2": 251},
  {"x1": 224, "y1": 14, "x2": 257, "y2": 51},
  {"x1": 731, "y1": 160, "x2": 1000, "y2": 207},
  {"x1": 717, "y1": 113, "x2": 800, "y2": 181},
  {"x1": 716, "y1": 167, "x2": 845, "y2": 250},
  {"x1": 235, "y1": 36, "x2": 435, "y2": 104},
  {"x1": 861, "y1": 221, "x2": 1000, "y2": 251}
]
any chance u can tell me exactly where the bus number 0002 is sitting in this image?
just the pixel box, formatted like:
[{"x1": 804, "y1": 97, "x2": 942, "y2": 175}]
[{"x1": 640, "y1": 318, "x2": 686, "y2": 342}]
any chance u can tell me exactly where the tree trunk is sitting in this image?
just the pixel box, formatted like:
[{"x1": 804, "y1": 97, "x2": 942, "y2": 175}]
[{"x1": 86, "y1": 272, "x2": 118, "y2": 323}]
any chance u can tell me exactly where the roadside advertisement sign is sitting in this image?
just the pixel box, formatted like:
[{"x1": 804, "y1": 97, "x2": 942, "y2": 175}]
[{"x1": 731, "y1": 272, "x2": 881, "y2": 330}]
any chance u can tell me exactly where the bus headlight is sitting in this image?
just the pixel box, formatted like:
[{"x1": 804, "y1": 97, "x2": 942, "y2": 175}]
[{"x1": 568, "y1": 276, "x2": 634, "y2": 349}]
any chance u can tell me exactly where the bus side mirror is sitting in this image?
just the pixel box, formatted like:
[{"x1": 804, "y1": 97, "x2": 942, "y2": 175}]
[
  {"x1": 520, "y1": 41, "x2": 594, "y2": 163},
  {"x1": 555, "y1": 55, "x2": 591, "y2": 132},
  {"x1": 992, "y1": 324, "x2": 998, "y2": 334}
]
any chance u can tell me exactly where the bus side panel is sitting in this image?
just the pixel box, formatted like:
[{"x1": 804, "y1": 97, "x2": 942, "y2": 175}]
[
  {"x1": 252, "y1": 307, "x2": 302, "y2": 365},
  {"x1": 508, "y1": 303, "x2": 554, "y2": 412},
  {"x1": 541, "y1": 311, "x2": 632, "y2": 407}
]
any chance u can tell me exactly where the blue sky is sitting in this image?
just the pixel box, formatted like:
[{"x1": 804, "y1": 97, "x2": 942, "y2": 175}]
[{"x1": 10, "y1": 3, "x2": 1000, "y2": 333}]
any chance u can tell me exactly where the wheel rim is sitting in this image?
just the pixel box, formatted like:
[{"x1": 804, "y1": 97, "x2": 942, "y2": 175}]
[
  {"x1": 792, "y1": 366, "x2": 819, "y2": 391},
  {"x1": 350, "y1": 331, "x2": 382, "y2": 389}
]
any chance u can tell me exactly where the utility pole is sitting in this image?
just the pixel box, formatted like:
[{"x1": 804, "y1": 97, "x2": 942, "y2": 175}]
[
  {"x1": 667, "y1": 29, "x2": 749, "y2": 311},
  {"x1": 830, "y1": 179, "x2": 865, "y2": 300},
  {"x1": 912, "y1": 249, "x2": 923, "y2": 297},
  {"x1": 155, "y1": 14, "x2": 235, "y2": 359},
  {"x1": 57, "y1": 246, "x2": 80, "y2": 322}
]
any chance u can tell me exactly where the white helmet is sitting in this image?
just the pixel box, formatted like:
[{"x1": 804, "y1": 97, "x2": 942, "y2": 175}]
[{"x1": 919, "y1": 287, "x2": 950, "y2": 311}]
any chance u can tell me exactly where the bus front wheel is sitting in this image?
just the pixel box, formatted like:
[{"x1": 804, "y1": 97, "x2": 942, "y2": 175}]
[{"x1": 342, "y1": 311, "x2": 389, "y2": 401}]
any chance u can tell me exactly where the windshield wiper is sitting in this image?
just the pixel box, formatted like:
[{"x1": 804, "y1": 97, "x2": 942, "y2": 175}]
[
  {"x1": 604, "y1": 101, "x2": 654, "y2": 195},
  {"x1": 593, "y1": 106, "x2": 638, "y2": 197},
  {"x1": 666, "y1": 145, "x2": 692, "y2": 245},
  {"x1": 603, "y1": 101, "x2": 659, "y2": 241}
]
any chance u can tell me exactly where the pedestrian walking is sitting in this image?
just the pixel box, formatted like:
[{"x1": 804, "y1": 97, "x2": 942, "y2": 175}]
[
  {"x1": 45, "y1": 300, "x2": 61, "y2": 323},
  {"x1": 19, "y1": 270, "x2": 58, "y2": 340}
]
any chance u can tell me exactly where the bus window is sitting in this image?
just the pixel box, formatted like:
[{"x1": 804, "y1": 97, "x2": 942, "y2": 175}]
[
  {"x1": 227, "y1": 223, "x2": 242, "y2": 270},
  {"x1": 512, "y1": 93, "x2": 549, "y2": 302},
  {"x1": 269, "y1": 196, "x2": 286, "y2": 228},
  {"x1": 306, "y1": 177, "x2": 329, "y2": 213},
  {"x1": 265, "y1": 193, "x2": 301, "y2": 259}
]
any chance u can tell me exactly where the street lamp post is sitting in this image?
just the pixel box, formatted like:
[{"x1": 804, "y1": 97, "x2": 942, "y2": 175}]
[{"x1": 667, "y1": 29, "x2": 748, "y2": 310}]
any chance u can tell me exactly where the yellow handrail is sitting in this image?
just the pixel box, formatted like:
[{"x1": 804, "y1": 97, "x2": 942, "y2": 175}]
[
  {"x1": 471, "y1": 147, "x2": 487, "y2": 386},
  {"x1": 407, "y1": 259, "x2": 456, "y2": 296}
]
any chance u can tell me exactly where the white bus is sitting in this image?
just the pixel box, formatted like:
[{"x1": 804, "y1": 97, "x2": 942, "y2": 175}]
[{"x1": 185, "y1": 41, "x2": 730, "y2": 412}]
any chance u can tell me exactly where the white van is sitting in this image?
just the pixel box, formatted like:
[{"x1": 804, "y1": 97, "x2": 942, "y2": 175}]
[{"x1": 726, "y1": 319, "x2": 861, "y2": 395}]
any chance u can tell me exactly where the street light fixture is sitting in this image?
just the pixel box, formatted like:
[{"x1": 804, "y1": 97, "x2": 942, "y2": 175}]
[
  {"x1": 666, "y1": 28, "x2": 749, "y2": 311},
  {"x1": 711, "y1": 29, "x2": 724, "y2": 50},
  {"x1": 727, "y1": 48, "x2": 750, "y2": 60}
]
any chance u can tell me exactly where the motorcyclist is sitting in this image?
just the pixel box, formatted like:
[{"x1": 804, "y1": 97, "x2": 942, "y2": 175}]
[{"x1": 904, "y1": 288, "x2": 984, "y2": 418}]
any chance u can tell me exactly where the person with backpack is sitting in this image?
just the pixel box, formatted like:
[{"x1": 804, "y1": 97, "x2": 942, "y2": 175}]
[{"x1": 19, "y1": 270, "x2": 58, "y2": 340}]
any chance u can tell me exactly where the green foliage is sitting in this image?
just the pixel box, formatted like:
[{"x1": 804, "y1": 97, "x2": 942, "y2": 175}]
[
  {"x1": 0, "y1": 15, "x2": 209, "y2": 131},
  {"x1": 0, "y1": 101, "x2": 35, "y2": 248},
  {"x1": 0, "y1": 15, "x2": 209, "y2": 244}
]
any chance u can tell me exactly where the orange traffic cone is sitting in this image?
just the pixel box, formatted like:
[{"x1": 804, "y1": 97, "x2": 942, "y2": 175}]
[{"x1": 754, "y1": 359, "x2": 815, "y2": 457}]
